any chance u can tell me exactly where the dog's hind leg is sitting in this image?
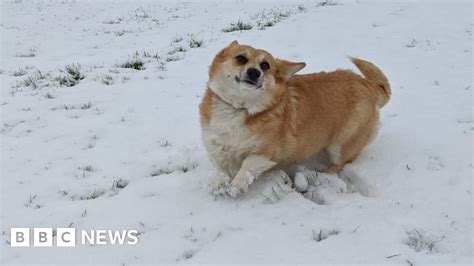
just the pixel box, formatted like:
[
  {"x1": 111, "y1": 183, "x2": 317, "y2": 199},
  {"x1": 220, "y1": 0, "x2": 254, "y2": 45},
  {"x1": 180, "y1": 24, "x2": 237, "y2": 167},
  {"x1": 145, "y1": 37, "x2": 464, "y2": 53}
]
[{"x1": 328, "y1": 114, "x2": 379, "y2": 173}]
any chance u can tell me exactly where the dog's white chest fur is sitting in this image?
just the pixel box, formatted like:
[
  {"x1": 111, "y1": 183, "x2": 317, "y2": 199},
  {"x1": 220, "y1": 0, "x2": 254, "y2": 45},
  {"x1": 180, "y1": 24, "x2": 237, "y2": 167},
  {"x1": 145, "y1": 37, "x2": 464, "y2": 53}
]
[{"x1": 201, "y1": 97, "x2": 260, "y2": 177}]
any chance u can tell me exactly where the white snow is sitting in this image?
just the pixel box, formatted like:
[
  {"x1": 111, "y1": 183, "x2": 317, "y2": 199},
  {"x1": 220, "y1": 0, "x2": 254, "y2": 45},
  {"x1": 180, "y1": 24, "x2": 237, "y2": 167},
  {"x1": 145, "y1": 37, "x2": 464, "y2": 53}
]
[{"x1": 1, "y1": 0, "x2": 472, "y2": 265}]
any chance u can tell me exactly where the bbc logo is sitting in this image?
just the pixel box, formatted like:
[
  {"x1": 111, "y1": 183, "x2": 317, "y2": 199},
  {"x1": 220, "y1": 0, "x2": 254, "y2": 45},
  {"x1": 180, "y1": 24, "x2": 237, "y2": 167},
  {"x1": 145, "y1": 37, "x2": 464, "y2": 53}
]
[
  {"x1": 11, "y1": 228, "x2": 75, "y2": 247},
  {"x1": 11, "y1": 228, "x2": 139, "y2": 247}
]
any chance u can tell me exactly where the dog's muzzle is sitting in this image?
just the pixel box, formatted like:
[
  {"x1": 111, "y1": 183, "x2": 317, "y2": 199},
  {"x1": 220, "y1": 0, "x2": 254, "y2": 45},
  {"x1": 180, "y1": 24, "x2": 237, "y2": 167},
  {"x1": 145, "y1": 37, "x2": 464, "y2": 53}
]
[{"x1": 235, "y1": 68, "x2": 262, "y2": 88}]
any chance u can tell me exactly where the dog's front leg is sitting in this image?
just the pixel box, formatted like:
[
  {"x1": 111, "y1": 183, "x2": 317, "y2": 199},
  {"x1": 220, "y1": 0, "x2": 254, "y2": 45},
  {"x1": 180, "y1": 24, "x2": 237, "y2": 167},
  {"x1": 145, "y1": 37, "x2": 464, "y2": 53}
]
[
  {"x1": 229, "y1": 155, "x2": 277, "y2": 197},
  {"x1": 209, "y1": 173, "x2": 231, "y2": 195}
]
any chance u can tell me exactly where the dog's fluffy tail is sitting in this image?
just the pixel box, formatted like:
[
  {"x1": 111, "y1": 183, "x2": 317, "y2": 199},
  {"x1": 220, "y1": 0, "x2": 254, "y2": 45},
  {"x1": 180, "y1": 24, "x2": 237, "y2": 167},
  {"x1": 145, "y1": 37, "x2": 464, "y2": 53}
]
[{"x1": 350, "y1": 57, "x2": 391, "y2": 107}]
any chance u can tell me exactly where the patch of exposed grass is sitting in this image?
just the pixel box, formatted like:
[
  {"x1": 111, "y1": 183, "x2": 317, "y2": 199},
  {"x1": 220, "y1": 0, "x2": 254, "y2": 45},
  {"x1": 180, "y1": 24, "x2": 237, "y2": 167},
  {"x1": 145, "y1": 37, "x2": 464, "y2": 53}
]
[
  {"x1": 80, "y1": 101, "x2": 93, "y2": 110},
  {"x1": 13, "y1": 70, "x2": 47, "y2": 89},
  {"x1": 79, "y1": 189, "x2": 105, "y2": 200},
  {"x1": 81, "y1": 165, "x2": 93, "y2": 172},
  {"x1": 166, "y1": 55, "x2": 182, "y2": 62},
  {"x1": 272, "y1": 8, "x2": 291, "y2": 18},
  {"x1": 114, "y1": 30, "x2": 132, "y2": 37},
  {"x1": 12, "y1": 68, "x2": 27, "y2": 76},
  {"x1": 101, "y1": 75, "x2": 114, "y2": 85},
  {"x1": 24, "y1": 194, "x2": 41, "y2": 209},
  {"x1": 188, "y1": 36, "x2": 203, "y2": 48},
  {"x1": 112, "y1": 179, "x2": 128, "y2": 190},
  {"x1": 109, "y1": 68, "x2": 120, "y2": 74},
  {"x1": 102, "y1": 18, "x2": 122, "y2": 24},
  {"x1": 140, "y1": 50, "x2": 160, "y2": 59},
  {"x1": 58, "y1": 63, "x2": 84, "y2": 87},
  {"x1": 317, "y1": 0, "x2": 339, "y2": 7},
  {"x1": 406, "y1": 38, "x2": 417, "y2": 48},
  {"x1": 159, "y1": 140, "x2": 171, "y2": 148},
  {"x1": 15, "y1": 48, "x2": 36, "y2": 58},
  {"x1": 253, "y1": 8, "x2": 293, "y2": 30},
  {"x1": 134, "y1": 7, "x2": 150, "y2": 19},
  {"x1": 119, "y1": 57, "x2": 145, "y2": 70},
  {"x1": 57, "y1": 101, "x2": 92, "y2": 111},
  {"x1": 65, "y1": 63, "x2": 84, "y2": 81},
  {"x1": 168, "y1": 46, "x2": 187, "y2": 55},
  {"x1": 178, "y1": 164, "x2": 197, "y2": 173},
  {"x1": 181, "y1": 249, "x2": 195, "y2": 260},
  {"x1": 312, "y1": 229, "x2": 340, "y2": 242},
  {"x1": 151, "y1": 168, "x2": 173, "y2": 177},
  {"x1": 223, "y1": 19, "x2": 253, "y2": 32},
  {"x1": 405, "y1": 229, "x2": 441, "y2": 253},
  {"x1": 172, "y1": 36, "x2": 183, "y2": 43}
]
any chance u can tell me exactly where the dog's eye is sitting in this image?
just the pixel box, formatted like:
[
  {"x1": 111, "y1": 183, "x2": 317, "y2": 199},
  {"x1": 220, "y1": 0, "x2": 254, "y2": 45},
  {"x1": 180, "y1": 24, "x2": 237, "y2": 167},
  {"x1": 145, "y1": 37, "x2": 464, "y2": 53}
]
[
  {"x1": 260, "y1": 61, "x2": 270, "y2": 71},
  {"x1": 235, "y1": 55, "x2": 248, "y2": 65}
]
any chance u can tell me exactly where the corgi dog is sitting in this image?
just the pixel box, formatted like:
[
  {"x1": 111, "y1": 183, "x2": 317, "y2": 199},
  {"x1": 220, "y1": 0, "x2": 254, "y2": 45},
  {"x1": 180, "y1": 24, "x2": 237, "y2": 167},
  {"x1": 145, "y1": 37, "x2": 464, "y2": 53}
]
[{"x1": 199, "y1": 41, "x2": 390, "y2": 196}]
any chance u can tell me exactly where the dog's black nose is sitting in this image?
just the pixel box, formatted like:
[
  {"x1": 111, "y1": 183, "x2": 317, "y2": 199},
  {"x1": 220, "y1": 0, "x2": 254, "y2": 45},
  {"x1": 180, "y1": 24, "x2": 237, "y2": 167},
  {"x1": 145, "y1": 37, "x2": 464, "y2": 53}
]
[{"x1": 246, "y1": 68, "x2": 261, "y2": 81}]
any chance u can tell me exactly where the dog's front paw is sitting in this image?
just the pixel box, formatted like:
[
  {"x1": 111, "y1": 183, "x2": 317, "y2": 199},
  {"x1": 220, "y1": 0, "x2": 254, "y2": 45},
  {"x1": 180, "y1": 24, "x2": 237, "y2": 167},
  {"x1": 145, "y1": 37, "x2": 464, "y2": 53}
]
[
  {"x1": 209, "y1": 175, "x2": 231, "y2": 195},
  {"x1": 228, "y1": 176, "x2": 250, "y2": 197}
]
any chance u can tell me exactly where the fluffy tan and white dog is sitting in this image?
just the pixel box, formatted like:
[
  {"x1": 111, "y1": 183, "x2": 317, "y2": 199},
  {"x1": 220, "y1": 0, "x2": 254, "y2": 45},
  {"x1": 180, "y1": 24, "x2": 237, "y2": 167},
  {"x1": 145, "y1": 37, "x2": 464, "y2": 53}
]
[{"x1": 199, "y1": 41, "x2": 390, "y2": 196}]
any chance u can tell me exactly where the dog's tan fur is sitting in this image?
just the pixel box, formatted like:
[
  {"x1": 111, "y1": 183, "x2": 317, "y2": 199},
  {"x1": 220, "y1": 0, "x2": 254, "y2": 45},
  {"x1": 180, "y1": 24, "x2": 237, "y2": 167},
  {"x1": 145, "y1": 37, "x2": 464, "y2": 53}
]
[{"x1": 200, "y1": 41, "x2": 390, "y2": 195}]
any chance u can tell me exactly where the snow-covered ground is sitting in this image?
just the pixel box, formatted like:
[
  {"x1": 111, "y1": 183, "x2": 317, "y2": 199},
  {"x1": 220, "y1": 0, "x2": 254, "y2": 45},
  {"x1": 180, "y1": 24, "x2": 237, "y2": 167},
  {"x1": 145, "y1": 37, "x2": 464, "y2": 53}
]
[{"x1": 1, "y1": 0, "x2": 472, "y2": 264}]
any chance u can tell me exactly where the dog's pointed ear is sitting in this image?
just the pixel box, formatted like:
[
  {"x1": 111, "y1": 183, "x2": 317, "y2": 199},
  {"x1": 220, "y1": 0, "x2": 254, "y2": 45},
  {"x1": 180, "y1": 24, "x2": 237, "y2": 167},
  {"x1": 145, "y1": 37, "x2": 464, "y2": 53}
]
[
  {"x1": 229, "y1": 40, "x2": 239, "y2": 46},
  {"x1": 277, "y1": 59, "x2": 306, "y2": 80}
]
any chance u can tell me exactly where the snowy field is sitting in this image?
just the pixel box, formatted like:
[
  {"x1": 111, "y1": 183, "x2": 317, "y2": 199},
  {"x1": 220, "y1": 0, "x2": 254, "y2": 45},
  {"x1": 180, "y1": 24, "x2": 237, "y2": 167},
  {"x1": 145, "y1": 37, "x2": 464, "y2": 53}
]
[{"x1": 1, "y1": 0, "x2": 472, "y2": 265}]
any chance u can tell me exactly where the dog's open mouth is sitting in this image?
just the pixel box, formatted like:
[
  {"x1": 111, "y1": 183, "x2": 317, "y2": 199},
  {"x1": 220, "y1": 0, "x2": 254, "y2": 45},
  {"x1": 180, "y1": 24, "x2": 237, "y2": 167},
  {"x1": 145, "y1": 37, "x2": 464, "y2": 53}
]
[{"x1": 235, "y1": 76, "x2": 262, "y2": 89}]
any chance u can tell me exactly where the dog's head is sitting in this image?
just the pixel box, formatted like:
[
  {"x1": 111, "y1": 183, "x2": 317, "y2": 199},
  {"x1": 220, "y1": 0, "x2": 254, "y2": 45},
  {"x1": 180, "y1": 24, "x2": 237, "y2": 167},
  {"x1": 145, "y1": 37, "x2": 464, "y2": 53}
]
[{"x1": 207, "y1": 41, "x2": 306, "y2": 114}]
